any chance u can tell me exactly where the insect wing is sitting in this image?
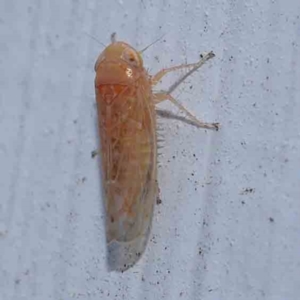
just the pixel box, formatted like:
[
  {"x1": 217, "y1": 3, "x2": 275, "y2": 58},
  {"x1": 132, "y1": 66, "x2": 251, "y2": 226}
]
[{"x1": 96, "y1": 75, "x2": 157, "y2": 271}]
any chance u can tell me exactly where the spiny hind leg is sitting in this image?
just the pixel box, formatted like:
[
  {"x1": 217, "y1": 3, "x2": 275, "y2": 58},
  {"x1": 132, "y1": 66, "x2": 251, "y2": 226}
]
[
  {"x1": 151, "y1": 51, "x2": 215, "y2": 91},
  {"x1": 153, "y1": 92, "x2": 219, "y2": 131}
]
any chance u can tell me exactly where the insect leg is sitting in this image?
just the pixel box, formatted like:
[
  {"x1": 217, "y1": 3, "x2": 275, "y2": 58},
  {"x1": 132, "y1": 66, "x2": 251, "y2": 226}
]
[
  {"x1": 154, "y1": 92, "x2": 219, "y2": 131},
  {"x1": 151, "y1": 51, "x2": 215, "y2": 89}
]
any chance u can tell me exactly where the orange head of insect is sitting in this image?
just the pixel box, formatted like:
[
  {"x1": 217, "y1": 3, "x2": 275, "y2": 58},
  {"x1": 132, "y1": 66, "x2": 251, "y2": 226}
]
[{"x1": 94, "y1": 41, "x2": 144, "y2": 85}]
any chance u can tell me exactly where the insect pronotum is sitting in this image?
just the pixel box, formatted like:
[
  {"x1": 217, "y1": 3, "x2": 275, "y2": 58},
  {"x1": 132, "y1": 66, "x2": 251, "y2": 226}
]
[{"x1": 94, "y1": 33, "x2": 219, "y2": 272}]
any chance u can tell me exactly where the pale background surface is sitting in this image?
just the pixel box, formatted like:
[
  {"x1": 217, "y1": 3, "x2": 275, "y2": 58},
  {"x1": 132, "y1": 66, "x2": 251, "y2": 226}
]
[{"x1": 1, "y1": 0, "x2": 300, "y2": 299}]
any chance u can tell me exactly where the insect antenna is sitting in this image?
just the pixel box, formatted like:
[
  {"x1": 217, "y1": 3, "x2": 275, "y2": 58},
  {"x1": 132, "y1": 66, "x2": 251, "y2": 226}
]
[
  {"x1": 139, "y1": 34, "x2": 165, "y2": 54},
  {"x1": 84, "y1": 31, "x2": 106, "y2": 48}
]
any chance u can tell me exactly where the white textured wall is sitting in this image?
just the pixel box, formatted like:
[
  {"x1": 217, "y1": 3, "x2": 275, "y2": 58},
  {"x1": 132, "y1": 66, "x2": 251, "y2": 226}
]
[{"x1": 1, "y1": 0, "x2": 300, "y2": 299}]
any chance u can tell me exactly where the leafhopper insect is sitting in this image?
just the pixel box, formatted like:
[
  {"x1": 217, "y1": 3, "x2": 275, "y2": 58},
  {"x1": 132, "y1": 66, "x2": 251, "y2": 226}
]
[{"x1": 94, "y1": 34, "x2": 218, "y2": 272}]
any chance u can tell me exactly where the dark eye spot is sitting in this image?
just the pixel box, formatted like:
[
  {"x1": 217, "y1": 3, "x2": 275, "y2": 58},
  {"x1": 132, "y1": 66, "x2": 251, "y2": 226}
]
[{"x1": 129, "y1": 57, "x2": 135, "y2": 62}]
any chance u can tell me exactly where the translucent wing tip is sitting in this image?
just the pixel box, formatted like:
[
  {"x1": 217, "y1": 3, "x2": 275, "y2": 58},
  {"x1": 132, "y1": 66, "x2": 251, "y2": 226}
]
[{"x1": 106, "y1": 228, "x2": 151, "y2": 272}]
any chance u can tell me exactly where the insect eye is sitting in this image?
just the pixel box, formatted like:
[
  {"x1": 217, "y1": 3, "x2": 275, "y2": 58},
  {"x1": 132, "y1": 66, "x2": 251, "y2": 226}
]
[{"x1": 122, "y1": 49, "x2": 140, "y2": 67}]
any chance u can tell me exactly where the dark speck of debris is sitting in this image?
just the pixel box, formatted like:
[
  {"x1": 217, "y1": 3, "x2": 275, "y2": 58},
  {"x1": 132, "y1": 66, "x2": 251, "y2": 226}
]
[
  {"x1": 82, "y1": 177, "x2": 86, "y2": 183},
  {"x1": 156, "y1": 196, "x2": 162, "y2": 205},
  {"x1": 240, "y1": 188, "x2": 255, "y2": 195},
  {"x1": 199, "y1": 247, "x2": 203, "y2": 255},
  {"x1": 189, "y1": 85, "x2": 193, "y2": 89},
  {"x1": 241, "y1": 200, "x2": 245, "y2": 205},
  {"x1": 269, "y1": 217, "x2": 274, "y2": 223},
  {"x1": 91, "y1": 150, "x2": 98, "y2": 158}
]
